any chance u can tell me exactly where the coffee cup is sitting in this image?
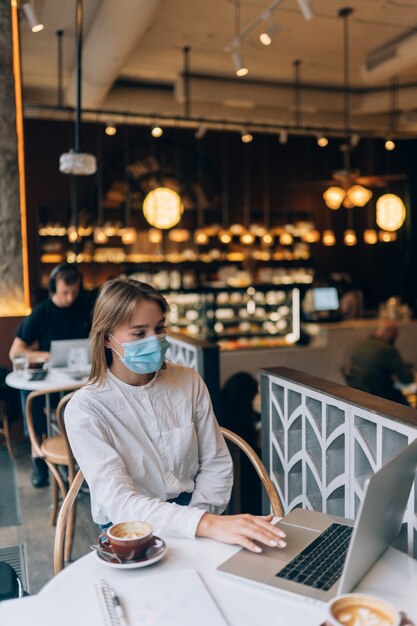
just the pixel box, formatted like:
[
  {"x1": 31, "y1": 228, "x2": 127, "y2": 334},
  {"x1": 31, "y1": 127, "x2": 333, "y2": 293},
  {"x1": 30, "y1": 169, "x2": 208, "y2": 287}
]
[
  {"x1": 98, "y1": 521, "x2": 153, "y2": 561},
  {"x1": 327, "y1": 593, "x2": 401, "y2": 626}
]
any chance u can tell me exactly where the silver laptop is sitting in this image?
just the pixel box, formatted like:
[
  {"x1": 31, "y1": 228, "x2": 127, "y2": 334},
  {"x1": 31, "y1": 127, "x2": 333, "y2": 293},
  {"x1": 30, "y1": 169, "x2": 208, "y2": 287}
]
[
  {"x1": 49, "y1": 338, "x2": 91, "y2": 371},
  {"x1": 218, "y1": 438, "x2": 417, "y2": 603}
]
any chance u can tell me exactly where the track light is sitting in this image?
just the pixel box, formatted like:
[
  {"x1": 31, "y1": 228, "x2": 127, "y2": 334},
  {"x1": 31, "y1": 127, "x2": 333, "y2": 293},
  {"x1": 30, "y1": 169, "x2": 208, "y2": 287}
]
[
  {"x1": 259, "y1": 12, "x2": 280, "y2": 46},
  {"x1": 316, "y1": 135, "x2": 328, "y2": 147},
  {"x1": 278, "y1": 129, "x2": 288, "y2": 144},
  {"x1": 241, "y1": 130, "x2": 253, "y2": 143},
  {"x1": 385, "y1": 139, "x2": 395, "y2": 151},
  {"x1": 105, "y1": 122, "x2": 117, "y2": 136},
  {"x1": 195, "y1": 125, "x2": 207, "y2": 140},
  {"x1": 22, "y1": 2, "x2": 44, "y2": 32},
  {"x1": 231, "y1": 49, "x2": 248, "y2": 77},
  {"x1": 151, "y1": 125, "x2": 163, "y2": 138},
  {"x1": 297, "y1": 0, "x2": 314, "y2": 20}
]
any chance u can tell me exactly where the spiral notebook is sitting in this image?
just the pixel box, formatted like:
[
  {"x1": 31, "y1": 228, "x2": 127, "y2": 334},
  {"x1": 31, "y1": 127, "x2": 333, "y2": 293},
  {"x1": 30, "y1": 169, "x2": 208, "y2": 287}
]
[{"x1": 95, "y1": 569, "x2": 228, "y2": 626}]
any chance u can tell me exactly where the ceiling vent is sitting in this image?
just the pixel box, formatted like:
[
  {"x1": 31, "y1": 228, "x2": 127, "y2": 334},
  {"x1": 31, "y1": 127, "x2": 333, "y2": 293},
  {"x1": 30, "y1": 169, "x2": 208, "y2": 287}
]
[{"x1": 362, "y1": 26, "x2": 417, "y2": 83}]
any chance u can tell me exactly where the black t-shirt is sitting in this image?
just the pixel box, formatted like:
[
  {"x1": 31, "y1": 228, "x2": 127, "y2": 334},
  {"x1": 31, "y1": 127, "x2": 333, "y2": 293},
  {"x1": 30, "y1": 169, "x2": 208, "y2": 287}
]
[{"x1": 16, "y1": 291, "x2": 94, "y2": 352}]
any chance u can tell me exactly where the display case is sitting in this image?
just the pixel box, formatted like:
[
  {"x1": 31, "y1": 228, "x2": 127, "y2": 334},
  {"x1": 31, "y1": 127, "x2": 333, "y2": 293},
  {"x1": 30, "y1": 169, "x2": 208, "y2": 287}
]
[{"x1": 146, "y1": 284, "x2": 305, "y2": 350}]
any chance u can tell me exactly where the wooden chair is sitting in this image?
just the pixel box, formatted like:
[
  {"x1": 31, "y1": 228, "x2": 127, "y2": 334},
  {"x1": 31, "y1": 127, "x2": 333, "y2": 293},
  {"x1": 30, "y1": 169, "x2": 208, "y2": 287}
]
[
  {"x1": 220, "y1": 427, "x2": 283, "y2": 518},
  {"x1": 26, "y1": 388, "x2": 80, "y2": 525},
  {"x1": 54, "y1": 468, "x2": 84, "y2": 574},
  {"x1": 0, "y1": 400, "x2": 14, "y2": 459},
  {"x1": 54, "y1": 428, "x2": 283, "y2": 575}
]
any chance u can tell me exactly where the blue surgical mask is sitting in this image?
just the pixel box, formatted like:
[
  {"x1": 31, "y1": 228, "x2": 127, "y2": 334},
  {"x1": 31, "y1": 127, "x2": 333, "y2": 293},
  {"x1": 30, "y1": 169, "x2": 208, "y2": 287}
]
[{"x1": 109, "y1": 333, "x2": 170, "y2": 374}]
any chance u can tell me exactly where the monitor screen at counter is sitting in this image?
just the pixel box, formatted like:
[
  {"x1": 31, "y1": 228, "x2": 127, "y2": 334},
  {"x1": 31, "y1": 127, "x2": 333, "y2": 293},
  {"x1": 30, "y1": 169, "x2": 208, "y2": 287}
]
[{"x1": 312, "y1": 287, "x2": 339, "y2": 311}]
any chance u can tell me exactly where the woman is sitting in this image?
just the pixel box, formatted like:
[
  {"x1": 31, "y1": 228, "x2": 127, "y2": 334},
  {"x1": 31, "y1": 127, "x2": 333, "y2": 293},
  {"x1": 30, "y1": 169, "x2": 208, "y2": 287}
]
[{"x1": 65, "y1": 278, "x2": 286, "y2": 553}]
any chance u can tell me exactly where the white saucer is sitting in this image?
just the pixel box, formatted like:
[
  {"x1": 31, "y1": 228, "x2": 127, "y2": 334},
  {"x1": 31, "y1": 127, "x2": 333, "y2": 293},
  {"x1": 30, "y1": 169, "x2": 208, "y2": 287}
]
[{"x1": 95, "y1": 536, "x2": 166, "y2": 569}]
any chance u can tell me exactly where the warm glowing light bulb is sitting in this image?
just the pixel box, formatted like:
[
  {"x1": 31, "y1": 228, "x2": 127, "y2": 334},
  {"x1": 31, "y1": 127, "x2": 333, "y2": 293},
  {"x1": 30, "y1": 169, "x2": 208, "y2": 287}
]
[
  {"x1": 376, "y1": 193, "x2": 406, "y2": 231},
  {"x1": 94, "y1": 227, "x2": 109, "y2": 244},
  {"x1": 323, "y1": 186, "x2": 345, "y2": 210},
  {"x1": 346, "y1": 185, "x2": 372, "y2": 207},
  {"x1": 317, "y1": 136, "x2": 328, "y2": 147},
  {"x1": 105, "y1": 123, "x2": 117, "y2": 136},
  {"x1": 363, "y1": 229, "x2": 378, "y2": 244},
  {"x1": 151, "y1": 126, "x2": 163, "y2": 138},
  {"x1": 240, "y1": 231, "x2": 255, "y2": 245},
  {"x1": 148, "y1": 228, "x2": 162, "y2": 243},
  {"x1": 322, "y1": 229, "x2": 336, "y2": 246},
  {"x1": 219, "y1": 230, "x2": 232, "y2": 244},
  {"x1": 32, "y1": 23, "x2": 44, "y2": 32},
  {"x1": 241, "y1": 132, "x2": 253, "y2": 143},
  {"x1": 279, "y1": 232, "x2": 293, "y2": 246},
  {"x1": 385, "y1": 139, "x2": 395, "y2": 151},
  {"x1": 262, "y1": 233, "x2": 273, "y2": 245},
  {"x1": 120, "y1": 227, "x2": 137, "y2": 245},
  {"x1": 194, "y1": 230, "x2": 209, "y2": 245},
  {"x1": 236, "y1": 67, "x2": 248, "y2": 77},
  {"x1": 260, "y1": 32, "x2": 272, "y2": 45},
  {"x1": 343, "y1": 229, "x2": 357, "y2": 246}
]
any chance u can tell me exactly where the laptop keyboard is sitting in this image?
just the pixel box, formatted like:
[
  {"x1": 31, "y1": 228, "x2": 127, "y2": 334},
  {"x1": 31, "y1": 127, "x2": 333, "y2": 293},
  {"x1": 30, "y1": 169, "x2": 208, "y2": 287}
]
[{"x1": 275, "y1": 523, "x2": 353, "y2": 591}]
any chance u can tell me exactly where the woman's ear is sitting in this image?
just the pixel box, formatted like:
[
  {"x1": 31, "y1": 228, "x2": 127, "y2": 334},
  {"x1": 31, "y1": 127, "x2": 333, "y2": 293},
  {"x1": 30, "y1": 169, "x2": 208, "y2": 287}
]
[{"x1": 104, "y1": 333, "x2": 111, "y2": 349}]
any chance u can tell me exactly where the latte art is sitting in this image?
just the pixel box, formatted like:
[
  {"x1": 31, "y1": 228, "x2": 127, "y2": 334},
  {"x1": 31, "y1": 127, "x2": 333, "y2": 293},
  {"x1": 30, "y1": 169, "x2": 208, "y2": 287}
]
[{"x1": 334, "y1": 606, "x2": 396, "y2": 626}]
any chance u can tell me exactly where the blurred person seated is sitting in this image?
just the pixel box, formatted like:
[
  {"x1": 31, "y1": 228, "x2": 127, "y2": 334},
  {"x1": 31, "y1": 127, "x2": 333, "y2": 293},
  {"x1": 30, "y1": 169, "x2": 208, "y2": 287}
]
[
  {"x1": 220, "y1": 372, "x2": 262, "y2": 514},
  {"x1": 338, "y1": 277, "x2": 364, "y2": 320},
  {"x1": 9, "y1": 263, "x2": 94, "y2": 487},
  {"x1": 349, "y1": 319, "x2": 414, "y2": 405}
]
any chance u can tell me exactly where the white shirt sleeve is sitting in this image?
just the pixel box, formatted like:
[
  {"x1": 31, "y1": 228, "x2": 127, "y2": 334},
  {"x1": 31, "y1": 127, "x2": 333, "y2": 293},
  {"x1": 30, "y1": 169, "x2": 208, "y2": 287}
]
[
  {"x1": 189, "y1": 375, "x2": 233, "y2": 513},
  {"x1": 65, "y1": 393, "x2": 206, "y2": 539}
]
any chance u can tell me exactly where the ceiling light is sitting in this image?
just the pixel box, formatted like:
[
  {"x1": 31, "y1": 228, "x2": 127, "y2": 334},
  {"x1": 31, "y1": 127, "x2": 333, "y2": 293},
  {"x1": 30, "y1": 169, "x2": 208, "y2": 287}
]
[
  {"x1": 241, "y1": 130, "x2": 253, "y2": 143},
  {"x1": 322, "y1": 230, "x2": 336, "y2": 246},
  {"x1": 279, "y1": 232, "x2": 293, "y2": 246},
  {"x1": 231, "y1": 50, "x2": 248, "y2": 77},
  {"x1": 278, "y1": 129, "x2": 288, "y2": 144},
  {"x1": 297, "y1": 0, "x2": 314, "y2": 21},
  {"x1": 302, "y1": 229, "x2": 320, "y2": 243},
  {"x1": 385, "y1": 139, "x2": 395, "y2": 151},
  {"x1": 343, "y1": 229, "x2": 357, "y2": 246},
  {"x1": 347, "y1": 185, "x2": 372, "y2": 207},
  {"x1": 143, "y1": 187, "x2": 183, "y2": 229},
  {"x1": 195, "y1": 125, "x2": 207, "y2": 140},
  {"x1": 262, "y1": 232, "x2": 274, "y2": 246},
  {"x1": 317, "y1": 135, "x2": 328, "y2": 147},
  {"x1": 67, "y1": 225, "x2": 79, "y2": 243},
  {"x1": 363, "y1": 229, "x2": 378, "y2": 244},
  {"x1": 120, "y1": 227, "x2": 137, "y2": 245},
  {"x1": 151, "y1": 125, "x2": 163, "y2": 138},
  {"x1": 229, "y1": 223, "x2": 245, "y2": 235},
  {"x1": 195, "y1": 230, "x2": 209, "y2": 245},
  {"x1": 259, "y1": 21, "x2": 279, "y2": 46},
  {"x1": 105, "y1": 122, "x2": 117, "y2": 136},
  {"x1": 376, "y1": 193, "x2": 406, "y2": 231},
  {"x1": 323, "y1": 186, "x2": 345, "y2": 210},
  {"x1": 94, "y1": 227, "x2": 109, "y2": 244},
  {"x1": 379, "y1": 230, "x2": 397, "y2": 242},
  {"x1": 168, "y1": 228, "x2": 190, "y2": 243},
  {"x1": 22, "y1": 2, "x2": 44, "y2": 32},
  {"x1": 240, "y1": 231, "x2": 255, "y2": 245},
  {"x1": 219, "y1": 230, "x2": 232, "y2": 244},
  {"x1": 59, "y1": 150, "x2": 97, "y2": 175},
  {"x1": 148, "y1": 228, "x2": 162, "y2": 244}
]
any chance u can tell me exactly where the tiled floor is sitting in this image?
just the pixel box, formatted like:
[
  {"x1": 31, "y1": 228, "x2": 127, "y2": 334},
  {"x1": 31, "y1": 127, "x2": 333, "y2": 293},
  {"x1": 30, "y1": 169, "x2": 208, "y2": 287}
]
[{"x1": 0, "y1": 442, "x2": 97, "y2": 594}]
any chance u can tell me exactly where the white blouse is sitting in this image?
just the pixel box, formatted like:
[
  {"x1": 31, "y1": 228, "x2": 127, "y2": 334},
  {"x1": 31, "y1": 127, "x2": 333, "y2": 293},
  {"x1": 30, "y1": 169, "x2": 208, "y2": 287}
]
[{"x1": 65, "y1": 364, "x2": 233, "y2": 538}]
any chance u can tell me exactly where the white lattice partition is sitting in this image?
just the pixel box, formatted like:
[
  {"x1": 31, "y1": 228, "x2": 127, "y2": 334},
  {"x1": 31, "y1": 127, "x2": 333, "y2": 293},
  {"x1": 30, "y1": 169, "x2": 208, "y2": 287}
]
[
  {"x1": 261, "y1": 367, "x2": 417, "y2": 558},
  {"x1": 167, "y1": 334, "x2": 199, "y2": 370}
]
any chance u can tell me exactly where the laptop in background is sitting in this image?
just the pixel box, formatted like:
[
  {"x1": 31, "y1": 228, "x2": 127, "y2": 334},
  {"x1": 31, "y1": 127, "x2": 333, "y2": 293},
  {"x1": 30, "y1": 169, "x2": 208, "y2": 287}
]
[
  {"x1": 49, "y1": 338, "x2": 91, "y2": 372},
  {"x1": 218, "y1": 438, "x2": 417, "y2": 604}
]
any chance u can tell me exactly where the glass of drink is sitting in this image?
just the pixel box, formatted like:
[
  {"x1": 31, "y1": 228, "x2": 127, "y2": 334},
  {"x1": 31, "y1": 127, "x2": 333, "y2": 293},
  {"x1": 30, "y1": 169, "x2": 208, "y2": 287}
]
[{"x1": 12, "y1": 354, "x2": 28, "y2": 377}]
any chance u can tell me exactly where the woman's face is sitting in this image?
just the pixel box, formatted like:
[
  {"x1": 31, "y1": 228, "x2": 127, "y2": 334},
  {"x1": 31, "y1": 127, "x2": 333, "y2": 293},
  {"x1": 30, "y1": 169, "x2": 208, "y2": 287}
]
[{"x1": 107, "y1": 299, "x2": 166, "y2": 357}]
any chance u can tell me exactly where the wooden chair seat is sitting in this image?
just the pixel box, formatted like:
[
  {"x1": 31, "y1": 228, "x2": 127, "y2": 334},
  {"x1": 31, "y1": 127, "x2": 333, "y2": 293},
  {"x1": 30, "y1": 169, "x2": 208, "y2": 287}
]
[{"x1": 40, "y1": 434, "x2": 68, "y2": 465}]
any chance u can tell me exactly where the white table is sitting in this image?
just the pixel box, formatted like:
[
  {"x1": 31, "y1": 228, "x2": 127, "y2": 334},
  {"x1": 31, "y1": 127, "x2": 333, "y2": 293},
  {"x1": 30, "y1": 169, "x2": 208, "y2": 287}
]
[
  {"x1": 28, "y1": 536, "x2": 416, "y2": 626},
  {"x1": 6, "y1": 368, "x2": 87, "y2": 436}
]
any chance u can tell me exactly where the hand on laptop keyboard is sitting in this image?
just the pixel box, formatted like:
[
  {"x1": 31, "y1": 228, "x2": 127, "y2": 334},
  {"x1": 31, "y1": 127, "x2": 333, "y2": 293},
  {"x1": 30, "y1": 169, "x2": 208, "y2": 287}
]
[{"x1": 196, "y1": 513, "x2": 287, "y2": 553}]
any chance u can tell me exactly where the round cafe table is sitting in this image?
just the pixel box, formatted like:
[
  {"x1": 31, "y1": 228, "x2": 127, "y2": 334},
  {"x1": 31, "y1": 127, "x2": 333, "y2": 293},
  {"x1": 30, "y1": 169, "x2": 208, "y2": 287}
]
[
  {"x1": 6, "y1": 368, "x2": 88, "y2": 436},
  {"x1": 35, "y1": 536, "x2": 417, "y2": 626}
]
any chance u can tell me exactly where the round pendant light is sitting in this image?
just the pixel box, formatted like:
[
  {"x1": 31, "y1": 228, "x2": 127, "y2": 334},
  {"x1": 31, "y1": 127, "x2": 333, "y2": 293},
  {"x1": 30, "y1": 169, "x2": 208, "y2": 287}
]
[
  {"x1": 376, "y1": 194, "x2": 406, "y2": 232},
  {"x1": 343, "y1": 229, "x2": 357, "y2": 246},
  {"x1": 120, "y1": 227, "x2": 137, "y2": 245},
  {"x1": 148, "y1": 228, "x2": 162, "y2": 244},
  {"x1": 322, "y1": 229, "x2": 336, "y2": 246},
  {"x1": 143, "y1": 187, "x2": 184, "y2": 230},
  {"x1": 346, "y1": 185, "x2": 373, "y2": 207},
  {"x1": 323, "y1": 186, "x2": 345, "y2": 210},
  {"x1": 168, "y1": 228, "x2": 190, "y2": 243},
  {"x1": 363, "y1": 229, "x2": 378, "y2": 244}
]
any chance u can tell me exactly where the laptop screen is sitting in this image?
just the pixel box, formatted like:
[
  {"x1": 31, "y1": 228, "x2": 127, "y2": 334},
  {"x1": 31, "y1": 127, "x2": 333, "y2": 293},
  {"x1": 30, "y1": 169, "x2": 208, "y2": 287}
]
[{"x1": 312, "y1": 287, "x2": 339, "y2": 312}]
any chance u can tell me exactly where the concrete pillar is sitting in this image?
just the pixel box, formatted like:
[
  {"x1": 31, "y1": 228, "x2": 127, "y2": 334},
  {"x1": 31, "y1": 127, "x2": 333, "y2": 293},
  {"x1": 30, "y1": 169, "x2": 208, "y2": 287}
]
[{"x1": 0, "y1": 1, "x2": 29, "y2": 316}]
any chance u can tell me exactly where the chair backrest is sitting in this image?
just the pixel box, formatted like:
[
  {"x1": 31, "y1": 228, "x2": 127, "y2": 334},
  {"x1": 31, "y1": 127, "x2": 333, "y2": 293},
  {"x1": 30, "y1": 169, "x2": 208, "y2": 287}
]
[
  {"x1": 54, "y1": 469, "x2": 84, "y2": 575},
  {"x1": 340, "y1": 364, "x2": 372, "y2": 393},
  {"x1": 220, "y1": 427, "x2": 283, "y2": 518}
]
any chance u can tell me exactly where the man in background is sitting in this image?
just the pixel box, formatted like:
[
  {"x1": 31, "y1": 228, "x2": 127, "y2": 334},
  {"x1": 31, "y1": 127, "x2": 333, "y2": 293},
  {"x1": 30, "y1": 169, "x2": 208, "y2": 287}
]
[
  {"x1": 9, "y1": 263, "x2": 94, "y2": 487},
  {"x1": 349, "y1": 319, "x2": 414, "y2": 405}
]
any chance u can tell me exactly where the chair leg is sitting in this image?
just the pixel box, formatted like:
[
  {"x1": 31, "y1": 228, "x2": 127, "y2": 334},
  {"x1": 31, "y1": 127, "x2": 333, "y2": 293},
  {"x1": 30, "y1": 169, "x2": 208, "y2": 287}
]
[
  {"x1": 2, "y1": 416, "x2": 14, "y2": 459},
  {"x1": 64, "y1": 464, "x2": 77, "y2": 562},
  {"x1": 49, "y1": 475, "x2": 59, "y2": 525}
]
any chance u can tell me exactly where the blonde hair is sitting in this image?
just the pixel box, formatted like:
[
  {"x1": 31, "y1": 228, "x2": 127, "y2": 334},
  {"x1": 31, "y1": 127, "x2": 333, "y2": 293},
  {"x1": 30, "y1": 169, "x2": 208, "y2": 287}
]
[{"x1": 89, "y1": 278, "x2": 168, "y2": 385}]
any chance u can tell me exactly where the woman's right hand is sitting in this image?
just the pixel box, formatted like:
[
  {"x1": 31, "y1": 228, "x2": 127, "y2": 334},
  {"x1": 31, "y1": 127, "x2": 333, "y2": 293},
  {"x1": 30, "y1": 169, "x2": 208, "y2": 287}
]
[{"x1": 196, "y1": 512, "x2": 286, "y2": 553}]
